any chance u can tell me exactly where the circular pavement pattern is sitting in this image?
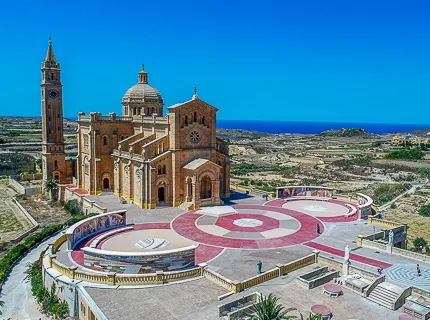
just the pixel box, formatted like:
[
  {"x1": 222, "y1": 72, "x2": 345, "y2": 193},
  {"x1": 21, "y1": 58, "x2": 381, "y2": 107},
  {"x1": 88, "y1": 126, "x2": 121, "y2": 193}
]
[
  {"x1": 172, "y1": 204, "x2": 323, "y2": 249},
  {"x1": 282, "y1": 200, "x2": 349, "y2": 217},
  {"x1": 233, "y1": 218, "x2": 263, "y2": 228}
]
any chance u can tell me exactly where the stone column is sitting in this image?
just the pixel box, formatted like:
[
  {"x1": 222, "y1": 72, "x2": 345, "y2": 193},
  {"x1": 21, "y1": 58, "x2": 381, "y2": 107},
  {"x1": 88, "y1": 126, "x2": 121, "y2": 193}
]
[{"x1": 193, "y1": 181, "x2": 199, "y2": 208}]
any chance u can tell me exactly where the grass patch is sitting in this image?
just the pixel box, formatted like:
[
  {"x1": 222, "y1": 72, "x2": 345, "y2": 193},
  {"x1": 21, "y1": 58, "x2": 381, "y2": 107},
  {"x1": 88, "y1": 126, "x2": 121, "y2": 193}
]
[{"x1": 372, "y1": 183, "x2": 410, "y2": 206}]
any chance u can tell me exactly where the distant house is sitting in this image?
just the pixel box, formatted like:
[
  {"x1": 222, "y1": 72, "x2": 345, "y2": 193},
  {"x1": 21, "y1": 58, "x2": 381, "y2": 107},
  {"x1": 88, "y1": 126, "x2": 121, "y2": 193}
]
[{"x1": 392, "y1": 134, "x2": 429, "y2": 146}]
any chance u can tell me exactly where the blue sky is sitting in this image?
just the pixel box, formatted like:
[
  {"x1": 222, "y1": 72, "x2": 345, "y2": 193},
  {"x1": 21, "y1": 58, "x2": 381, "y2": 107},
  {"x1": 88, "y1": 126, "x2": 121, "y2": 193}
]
[{"x1": 1, "y1": 0, "x2": 429, "y2": 124}]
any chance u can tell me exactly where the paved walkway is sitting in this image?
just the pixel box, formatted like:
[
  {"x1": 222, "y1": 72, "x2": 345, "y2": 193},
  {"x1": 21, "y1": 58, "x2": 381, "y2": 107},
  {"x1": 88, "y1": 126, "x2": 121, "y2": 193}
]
[
  {"x1": 305, "y1": 241, "x2": 392, "y2": 269},
  {"x1": 1, "y1": 234, "x2": 58, "y2": 320}
]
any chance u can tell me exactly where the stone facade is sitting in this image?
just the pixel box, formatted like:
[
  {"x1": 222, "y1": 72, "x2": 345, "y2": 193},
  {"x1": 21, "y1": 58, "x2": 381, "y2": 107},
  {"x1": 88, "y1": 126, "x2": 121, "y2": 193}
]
[
  {"x1": 76, "y1": 82, "x2": 230, "y2": 208},
  {"x1": 40, "y1": 40, "x2": 230, "y2": 208}
]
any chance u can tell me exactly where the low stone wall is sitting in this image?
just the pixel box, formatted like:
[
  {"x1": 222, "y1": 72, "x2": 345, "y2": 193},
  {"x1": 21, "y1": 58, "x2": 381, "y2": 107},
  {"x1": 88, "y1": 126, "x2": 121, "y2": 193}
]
[
  {"x1": 218, "y1": 292, "x2": 260, "y2": 318},
  {"x1": 10, "y1": 197, "x2": 40, "y2": 243},
  {"x1": 62, "y1": 186, "x2": 107, "y2": 215},
  {"x1": 318, "y1": 255, "x2": 379, "y2": 280},
  {"x1": 363, "y1": 239, "x2": 430, "y2": 264},
  {"x1": 296, "y1": 266, "x2": 339, "y2": 289},
  {"x1": 8, "y1": 178, "x2": 41, "y2": 196},
  {"x1": 204, "y1": 253, "x2": 320, "y2": 296}
]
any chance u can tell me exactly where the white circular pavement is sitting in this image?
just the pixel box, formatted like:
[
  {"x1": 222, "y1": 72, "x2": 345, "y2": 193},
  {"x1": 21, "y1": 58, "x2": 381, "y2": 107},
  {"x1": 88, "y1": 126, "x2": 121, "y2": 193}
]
[
  {"x1": 282, "y1": 200, "x2": 349, "y2": 217},
  {"x1": 233, "y1": 218, "x2": 263, "y2": 228}
]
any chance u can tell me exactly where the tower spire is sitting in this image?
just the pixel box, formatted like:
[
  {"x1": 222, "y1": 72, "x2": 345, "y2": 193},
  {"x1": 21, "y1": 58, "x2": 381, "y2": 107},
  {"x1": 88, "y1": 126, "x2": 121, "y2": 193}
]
[{"x1": 45, "y1": 37, "x2": 56, "y2": 63}]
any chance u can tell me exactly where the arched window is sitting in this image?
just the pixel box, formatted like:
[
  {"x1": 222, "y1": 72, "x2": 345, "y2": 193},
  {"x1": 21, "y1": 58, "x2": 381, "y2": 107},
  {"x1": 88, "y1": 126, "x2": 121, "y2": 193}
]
[
  {"x1": 158, "y1": 165, "x2": 162, "y2": 174},
  {"x1": 103, "y1": 136, "x2": 108, "y2": 146},
  {"x1": 162, "y1": 165, "x2": 166, "y2": 174},
  {"x1": 201, "y1": 116, "x2": 205, "y2": 125},
  {"x1": 184, "y1": 115, "x2": 188, "y2": 125},
  {"x1": 54, "y1": 160, "x2": 58, "y2": 169},
  {"x1": 51, "y1": 73, "x2": 54, "y2": 80},
  {"x1": 194, "y1": 112, "x2": 197, "y2": 122}
]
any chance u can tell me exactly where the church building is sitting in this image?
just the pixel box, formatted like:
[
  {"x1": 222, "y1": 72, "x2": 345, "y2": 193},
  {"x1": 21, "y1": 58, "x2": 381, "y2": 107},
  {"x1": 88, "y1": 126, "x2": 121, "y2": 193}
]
[{"x1": 41, "y1": 40, "x2": 230, "y2": 209}]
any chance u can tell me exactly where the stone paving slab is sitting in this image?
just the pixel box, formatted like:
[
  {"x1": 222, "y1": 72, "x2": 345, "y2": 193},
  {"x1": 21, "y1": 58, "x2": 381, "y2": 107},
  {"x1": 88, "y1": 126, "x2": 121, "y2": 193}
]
[{"x1": 85, "y1": 278, "x2": 227, "y2": 320}]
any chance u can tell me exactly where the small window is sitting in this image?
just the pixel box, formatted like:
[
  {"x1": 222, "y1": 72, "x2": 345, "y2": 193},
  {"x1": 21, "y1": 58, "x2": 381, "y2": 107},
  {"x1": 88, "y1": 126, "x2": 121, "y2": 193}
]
[
  {"x1": 184, "y1": 116, "x2": 188, "y2": 125},
  {"x1": 162, "y1": 165, "x2": 166, "y2": 174},
  {"x1": 54, "y1": 160, "x2": 58, "y2": 169},
  {"x1": 158, "y1": 165, "x2": 162, "y2": 174},
  {"x1": 193, "y1": 112, "x2": 197, "y2": 122},
  {"x1": 201, "y1": 116, "x2": 205, "y2": 125},
  {"x1": 51, "y1": 72, "x2": 54, "y2": 80},
  {"x1": 103, "y1": 136, "x2": 108, "y2": 146}
]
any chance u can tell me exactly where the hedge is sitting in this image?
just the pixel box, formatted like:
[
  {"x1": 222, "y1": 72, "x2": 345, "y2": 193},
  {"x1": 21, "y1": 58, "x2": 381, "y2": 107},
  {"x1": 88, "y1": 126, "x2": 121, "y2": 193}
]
[{"x1": 0, "y1": 214, "x2": 95, "y2": 285}]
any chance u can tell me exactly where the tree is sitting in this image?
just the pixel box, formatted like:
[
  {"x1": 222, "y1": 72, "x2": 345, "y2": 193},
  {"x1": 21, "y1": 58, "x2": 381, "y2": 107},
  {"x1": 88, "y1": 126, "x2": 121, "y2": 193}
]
[
  {"x1": 419, "y1": 204, "x2": 430, "y2": 217},
  {"x1": 413, "y1": 237, "x2": 428, "y2": 251},
  {"x1": 250, "y1": 293, "x2": 303, "y2": 320},
  {"x1": 44, "y1": 177, "x2": 58, "y2": 200}
]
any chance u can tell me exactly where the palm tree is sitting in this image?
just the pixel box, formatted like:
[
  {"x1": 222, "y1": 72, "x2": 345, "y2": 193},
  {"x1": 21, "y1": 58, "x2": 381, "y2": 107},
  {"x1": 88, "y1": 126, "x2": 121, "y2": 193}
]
[
  {"x1": 45, "y1": 177, "x2": 58, "y2": 200},
  {"x1": 250, "y1": 293, "x2": 303, "y2": 320}
]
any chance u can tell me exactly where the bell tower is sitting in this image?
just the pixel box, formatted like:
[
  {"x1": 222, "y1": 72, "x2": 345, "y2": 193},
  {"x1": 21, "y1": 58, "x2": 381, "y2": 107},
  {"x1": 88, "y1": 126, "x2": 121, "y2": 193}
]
[{"x1": 41, "y1": 38, "x2": 66, "y2": 184}]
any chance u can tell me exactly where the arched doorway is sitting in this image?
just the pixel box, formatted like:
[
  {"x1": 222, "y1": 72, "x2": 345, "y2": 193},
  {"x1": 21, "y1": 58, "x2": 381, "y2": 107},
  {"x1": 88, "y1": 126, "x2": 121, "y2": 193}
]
[
  {"x1": 103, "y1": 178, "x2": 110, "y2": 189},
  {"x1": 200, "y1": 175, "x2": 212, "y2": 199},
  {"x1": 158, "y1": 187, "x2": 165, "y2": 202}
]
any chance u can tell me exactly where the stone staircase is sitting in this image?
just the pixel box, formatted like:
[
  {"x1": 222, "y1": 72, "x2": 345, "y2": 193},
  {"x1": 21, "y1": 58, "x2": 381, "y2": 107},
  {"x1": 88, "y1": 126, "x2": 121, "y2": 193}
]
[
  {"x1": 178, "y1": 201, "x2": 194, "y2": 211},
  {"x1": 367, "y1": 282, "x2": 404, "y2": 310}
]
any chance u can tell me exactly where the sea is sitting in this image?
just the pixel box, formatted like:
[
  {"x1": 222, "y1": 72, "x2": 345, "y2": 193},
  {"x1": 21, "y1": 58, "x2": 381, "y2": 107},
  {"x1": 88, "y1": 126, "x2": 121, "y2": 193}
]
[
  {"x1": 216, "y1": 120, "x2": 430, "y2": 135},
  {"x1": 63, "y1": 116, "x2": 430, "y2": 135}
]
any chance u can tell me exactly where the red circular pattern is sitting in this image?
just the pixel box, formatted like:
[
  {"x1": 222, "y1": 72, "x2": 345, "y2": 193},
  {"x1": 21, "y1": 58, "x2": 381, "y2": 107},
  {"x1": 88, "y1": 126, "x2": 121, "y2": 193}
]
[
  {"x1": 214, "y1": 214, "x2": 280, "y2": 232},
  {"x1": 172, "y1": 204, "x2": 323, "y2": 249}
]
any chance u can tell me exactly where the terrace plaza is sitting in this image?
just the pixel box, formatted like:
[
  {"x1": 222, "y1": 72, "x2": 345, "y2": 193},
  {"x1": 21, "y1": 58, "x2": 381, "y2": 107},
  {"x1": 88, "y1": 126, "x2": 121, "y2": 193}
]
[{"x1": 31, "y1": 186, "x2": 430, "y2": 320}]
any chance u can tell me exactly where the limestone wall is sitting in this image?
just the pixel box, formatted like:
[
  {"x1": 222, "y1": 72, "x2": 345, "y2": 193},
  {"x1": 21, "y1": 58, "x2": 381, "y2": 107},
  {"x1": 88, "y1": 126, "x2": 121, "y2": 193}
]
[
  {"x1": 83, "y1": 245, "x2": 196, "y2": 274},
  {"x1": 8, "y1": 178, "x2": 41, "y2": 196}
]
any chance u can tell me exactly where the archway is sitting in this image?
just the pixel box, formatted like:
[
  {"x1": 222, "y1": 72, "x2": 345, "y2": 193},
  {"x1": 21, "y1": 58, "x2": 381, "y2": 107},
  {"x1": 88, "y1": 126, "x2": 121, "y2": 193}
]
[
  {"x1": 158, "y1": 187, "x2": 165, "y2": 202},
  {"x1": 103, "y1": 178, "x2": 110, "y2": 189},
  {"x1": 200, "y1": 175, "x2": 212, "y2": 199}
]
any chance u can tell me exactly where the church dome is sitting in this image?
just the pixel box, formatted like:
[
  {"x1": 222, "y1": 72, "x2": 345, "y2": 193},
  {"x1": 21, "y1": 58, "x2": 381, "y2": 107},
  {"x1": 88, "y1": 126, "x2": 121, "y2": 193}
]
[{"x1": 122, "y1": 65, "x2": 163, "y2": 104}]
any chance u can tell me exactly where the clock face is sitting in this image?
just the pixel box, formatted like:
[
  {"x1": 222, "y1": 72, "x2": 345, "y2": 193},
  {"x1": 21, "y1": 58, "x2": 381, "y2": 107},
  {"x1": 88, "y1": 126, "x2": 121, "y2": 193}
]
[
  {"x1": 49, "y1": 89, "x2": 59, "y2": 99},
  {"x1": 190, "y1": 130, "x2": 201, "y2": 144}
]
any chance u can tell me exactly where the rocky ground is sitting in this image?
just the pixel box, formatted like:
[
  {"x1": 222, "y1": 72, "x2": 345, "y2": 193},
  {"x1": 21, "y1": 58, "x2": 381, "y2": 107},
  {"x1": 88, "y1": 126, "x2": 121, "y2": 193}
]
[{"x1": 227, "y1": 129, "x2": 430, "y2": 245}]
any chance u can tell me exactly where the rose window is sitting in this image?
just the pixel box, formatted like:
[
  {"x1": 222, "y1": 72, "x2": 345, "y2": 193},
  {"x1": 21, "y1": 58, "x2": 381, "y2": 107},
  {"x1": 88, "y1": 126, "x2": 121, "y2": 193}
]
[{"x1": 190, "y1": 130, "x2": 201, "y2": 144}]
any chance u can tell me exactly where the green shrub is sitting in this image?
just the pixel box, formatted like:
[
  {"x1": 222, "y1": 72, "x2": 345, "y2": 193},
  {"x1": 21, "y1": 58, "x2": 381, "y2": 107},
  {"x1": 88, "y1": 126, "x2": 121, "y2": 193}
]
[
  {"x1": 413, "y1": 237, "x2": 428, "y2": 249},
  {"x1": 372, "y1": 183, "x2": 409, "y2": 206},
  {"x1": 0, "y1": 214, "x2": 92, "y2": 284},
  {"x1": 419, "y1": 204, "x2": 430, "y2": 217},
  {"x1": 418, "y1": 168, "x2": 430, "y2": 178},
  {"x1": 26, "y1": 252, "x2": 69, "y2": 318},
  {"x1": 384, "y1": 148, "x2": 425, "y2": 160}
]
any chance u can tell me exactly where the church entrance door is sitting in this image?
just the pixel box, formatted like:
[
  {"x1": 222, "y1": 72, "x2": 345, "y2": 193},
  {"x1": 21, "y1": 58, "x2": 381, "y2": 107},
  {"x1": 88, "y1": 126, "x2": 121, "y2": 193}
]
[
  {"x1": 158, "y1": 187, "x2": 165, "y2": 202},
  {"x1": 103, "y1": 178, "x2": 110, "y2": 189}
]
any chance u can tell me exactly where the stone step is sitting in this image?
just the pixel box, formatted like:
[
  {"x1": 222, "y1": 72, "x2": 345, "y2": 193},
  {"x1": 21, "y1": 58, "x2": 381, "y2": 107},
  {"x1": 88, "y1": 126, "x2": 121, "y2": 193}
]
[
  {"x1": 366, "y1": 282, "x2": 404, "y2": 310},
  {"x1": 367, "y1": 295, "x2": 393, "y2": 309},
  {"x1": 371, "y1": 287, "x2": 399, "y2": 299}
]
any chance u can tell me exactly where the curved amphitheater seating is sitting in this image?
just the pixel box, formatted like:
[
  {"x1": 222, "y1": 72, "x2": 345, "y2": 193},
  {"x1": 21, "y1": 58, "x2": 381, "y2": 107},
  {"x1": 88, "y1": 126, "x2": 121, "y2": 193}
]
[
  {"x1": 89, "y1": 226, "x2": 134, "y2": 248},
  {"x1": 345, "y1": 204, "x2": 357, "y2": 217}
]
